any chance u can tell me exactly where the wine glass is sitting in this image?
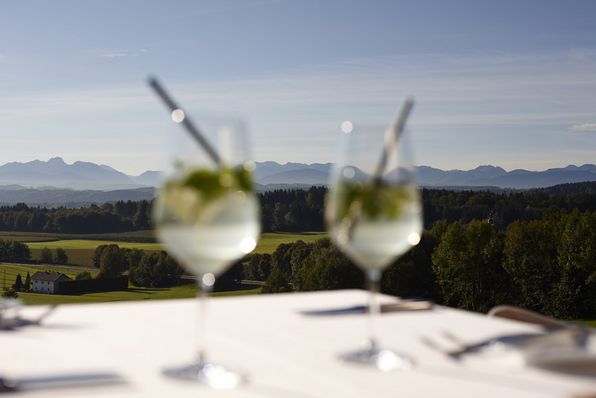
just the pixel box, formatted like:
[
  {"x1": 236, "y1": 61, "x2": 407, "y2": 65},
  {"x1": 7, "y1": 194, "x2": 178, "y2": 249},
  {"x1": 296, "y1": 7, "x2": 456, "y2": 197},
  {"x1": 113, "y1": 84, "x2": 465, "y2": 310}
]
[
  {"x1": 325, "y1": 117, "x2": 423, "y2": 371},
  {"x1": 152, "y1": 111, "x2": 260, "y2": 388}
]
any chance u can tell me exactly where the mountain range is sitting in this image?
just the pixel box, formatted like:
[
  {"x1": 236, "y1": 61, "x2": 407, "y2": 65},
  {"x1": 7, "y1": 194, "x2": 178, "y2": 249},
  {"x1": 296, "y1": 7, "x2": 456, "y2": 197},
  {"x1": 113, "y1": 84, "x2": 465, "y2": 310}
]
[
  {"x1": 0, "y1": 157, "x2": 160, "y2": 190},
  {"x1": 0, "y1": 158, "x2": 595, "y2": 205},
  {"x1": 254, "y1": 162, "x2": 596, "y2": 189}
]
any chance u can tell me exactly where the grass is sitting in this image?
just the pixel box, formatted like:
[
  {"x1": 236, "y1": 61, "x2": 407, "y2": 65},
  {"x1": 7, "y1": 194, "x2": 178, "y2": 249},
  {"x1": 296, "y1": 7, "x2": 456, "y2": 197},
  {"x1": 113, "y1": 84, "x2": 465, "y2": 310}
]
[
  {"x1": 15, "y1": 284, "x2": 197, "y2": 305},
  {"x1": 0, "y1": 263, "x2": 97, "y2": 282},
  {"x1": 11, "y1": 232, "x2": 327, "y2": 267},
  {"x1": 253, "y1": 232, "x2": 326, "y2": 253},
  {"x1": 0, "y1": 230, "x2": 156, "y2": 242},
  {"x1": 0, "y1": 261, "x2": 261, "y2": 305},
  {"x1": 27, "y1": 240, "x2": 162, "y2": 251},
  {"x1": 13, "y1": 284, "x2": 261, "y2": 305},
  {"x1": 26, "y1": 240, "x2": 161, "y2": 266},
  {"x1": 0, "y1": 231, "x2": 323, "y2": 304}
]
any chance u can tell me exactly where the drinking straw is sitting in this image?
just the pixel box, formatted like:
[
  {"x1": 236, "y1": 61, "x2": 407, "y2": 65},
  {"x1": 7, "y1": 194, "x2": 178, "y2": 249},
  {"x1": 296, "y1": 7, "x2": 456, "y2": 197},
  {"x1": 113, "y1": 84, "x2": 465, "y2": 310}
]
[
  {"x1": 147, "y1": 77, "x2": 222, "y2": 167},
  {"x1": 372, "y1": 97, "x2": 414, "y2": 185}
]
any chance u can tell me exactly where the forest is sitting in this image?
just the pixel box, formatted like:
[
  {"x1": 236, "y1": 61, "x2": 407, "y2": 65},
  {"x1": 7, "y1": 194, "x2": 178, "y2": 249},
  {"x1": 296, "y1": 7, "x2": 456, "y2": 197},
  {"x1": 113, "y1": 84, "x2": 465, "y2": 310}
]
[
  {"x1": 0, "y1": 181, "x2": 593, "y2": 234},
  {"x1": 1, "y1": 182, "x2": 594, "y2": 319},
  {"x1": 251, "y1": 209, "x2": 595, "y2": 319}
]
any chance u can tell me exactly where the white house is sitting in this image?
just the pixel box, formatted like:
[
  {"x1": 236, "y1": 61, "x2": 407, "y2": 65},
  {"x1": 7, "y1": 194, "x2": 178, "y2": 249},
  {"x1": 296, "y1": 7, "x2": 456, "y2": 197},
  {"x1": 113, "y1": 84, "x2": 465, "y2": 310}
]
[{"x1": 31, "y1": 272, "x2": 72, "y2": 294}]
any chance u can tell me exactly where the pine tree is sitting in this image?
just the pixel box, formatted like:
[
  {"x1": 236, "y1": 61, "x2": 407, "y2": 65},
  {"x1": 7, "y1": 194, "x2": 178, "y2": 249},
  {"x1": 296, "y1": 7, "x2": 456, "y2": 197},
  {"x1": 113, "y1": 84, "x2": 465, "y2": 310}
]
[
  {"x1": 24, "y1": 272, "x2": 31, "y2": 291},
  {"x1": 13, "y1": 273, "x2": 23, "y2": 291}
]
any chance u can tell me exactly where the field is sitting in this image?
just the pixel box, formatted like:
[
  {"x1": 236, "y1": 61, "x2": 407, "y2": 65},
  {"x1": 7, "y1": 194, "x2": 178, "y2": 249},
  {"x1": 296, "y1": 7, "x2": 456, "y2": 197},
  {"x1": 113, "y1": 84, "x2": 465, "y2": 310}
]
[
  {"x1": 253, "y1": 232, "x2": 326, "y2": 253},
  {"x1": 0, "y1": 230, "x2": 156, "y2": 243},
  {"x1": 10, "y1": 231, "x2": 327, "y2": 267},
  {"x1": 27, "y1": 240, "x2": 162, "y2": 267},
  {"x1": 0, "y1": 261, "x2": 262, "y2": 305},
  {"x1": 3, "y1": 277, "x2": 262, "y2": 305},
  {"x1": 0, "y1": 230, "x2": 323, "y2": 305}
]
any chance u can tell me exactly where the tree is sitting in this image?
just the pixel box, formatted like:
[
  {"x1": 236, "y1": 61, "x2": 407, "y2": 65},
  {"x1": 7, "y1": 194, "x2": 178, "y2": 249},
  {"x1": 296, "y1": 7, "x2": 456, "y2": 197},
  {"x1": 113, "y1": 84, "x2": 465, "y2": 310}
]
[
  {"x1": 2, "y1": 288, "x2": 18, "y2": 298},
  {"x1": 243, "y1": 254, "x2": 261, "y2": 280},
  {"x1": 432, "y1": 220, "x2": 509, "y2": 312},
  {"x1": 24, "y1": 272, "x2": 31, "y2": 291},
  {"x1": 129, "y1": 253, "x2": 156, "y2": 287},
  {"x1": 271, "y1": 243, "x2": 293, "y2": 280},
  {"x1": 123, "y1": 248, "x2": 145, "y2": 270},
  {"x1": 299, "y1": 240, "x2": 363, "y2": 292},
  {"x1": 129, "y1": 252, "x2": 183, "y2": 287},
  {"x1": 12, "y1": 241, "x2": 31, "y2": 261},
  {"x1": 40, "y1": 247, "x2": 53, "y2": 263},
  {"x1": 13, "y1": 273, "x2": 23, "y2": 291},
  {"x1": 382, "y1": 231, "x2": 439, "y2": 300},
  {"x1": 93, "y1": 245, "x2": 110, "y2": 268},
  {"x1": 262, "y1": 268, "x2": 292, "y2": 293},
  {"x1": 257, "y1": 254, "x2": 272, "y2": 280},
  {"x1": 553, "y1": 211, "x2": 596, "y2": 319},
  {"x1": 289, "y1": 240, "x2": 311, "y2": 290},
  {"x1": 98, "y1": 245, "x2": 128, "y2": 278},
  {"x1": 55, "y1": 248, "x2": 68, "y2": 264},
  {"x1": 503, "y1": 220, "x2": 558, "y2": 314},
  {"x1": 75, "y1": 271, "x2": 93, "y2": 280},
  {"x1": 132, "y1": 201, "x2": 150, "y2": 230}
]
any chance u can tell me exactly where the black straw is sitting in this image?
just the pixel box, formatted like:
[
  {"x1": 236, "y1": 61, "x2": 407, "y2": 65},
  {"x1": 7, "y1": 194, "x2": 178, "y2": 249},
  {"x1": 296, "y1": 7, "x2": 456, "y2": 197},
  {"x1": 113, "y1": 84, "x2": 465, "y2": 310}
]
[
  {"x1": 147, "y1": 77, "x2": 222, "y2": 167},
  {"x1": 372, "y1": 97, "x2": 414, "y2": 185},
  {"x1": 342, "y1": 98, "x2": 415, "y2": 243}
]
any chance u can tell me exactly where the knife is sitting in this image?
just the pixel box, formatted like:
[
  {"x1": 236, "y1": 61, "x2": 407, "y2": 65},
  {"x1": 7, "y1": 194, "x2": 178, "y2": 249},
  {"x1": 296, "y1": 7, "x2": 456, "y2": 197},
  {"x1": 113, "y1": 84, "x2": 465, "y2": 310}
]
[{"x1": 0, "y1": 372, "x2": 126, "y2": 393}]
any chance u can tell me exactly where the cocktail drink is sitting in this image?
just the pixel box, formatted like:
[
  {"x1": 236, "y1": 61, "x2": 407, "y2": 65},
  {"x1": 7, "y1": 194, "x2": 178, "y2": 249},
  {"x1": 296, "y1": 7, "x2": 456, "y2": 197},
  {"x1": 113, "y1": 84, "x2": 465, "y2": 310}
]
[
  {"x1": 328, "y1": 182, "x2": 422, "y2": 270},
  {"x1": 156, "y1": 167, "x2": 259, "y2": 277},
  {"x1": 149, "y1": 77, "x2": 259, "y2": 389},
  {"x1": 326, "y1": 108, "x2": 422, "y2": 371}
]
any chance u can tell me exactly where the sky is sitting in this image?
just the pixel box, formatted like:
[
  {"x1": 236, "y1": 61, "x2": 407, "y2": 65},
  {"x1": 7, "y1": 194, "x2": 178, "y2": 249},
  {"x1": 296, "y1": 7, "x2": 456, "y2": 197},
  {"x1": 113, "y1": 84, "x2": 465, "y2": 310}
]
[{"x1": 0, "y1": 0, "x2": 595, "y2": 175}]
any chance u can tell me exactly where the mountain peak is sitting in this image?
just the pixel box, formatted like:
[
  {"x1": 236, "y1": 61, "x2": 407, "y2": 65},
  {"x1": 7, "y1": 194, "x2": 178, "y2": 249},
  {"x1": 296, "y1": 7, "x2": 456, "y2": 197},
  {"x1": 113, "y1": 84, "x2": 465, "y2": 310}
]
[
  {"x1": 48, "y1": 157, "x2": 66, "y2": 164},
  {"x1": 473, "y1": 165, "x2": 506, "y2": 173}
]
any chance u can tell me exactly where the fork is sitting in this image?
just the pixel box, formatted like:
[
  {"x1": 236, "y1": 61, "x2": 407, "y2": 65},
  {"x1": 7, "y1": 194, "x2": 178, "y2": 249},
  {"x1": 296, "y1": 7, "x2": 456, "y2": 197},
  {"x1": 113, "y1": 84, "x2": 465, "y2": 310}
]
[{"x1": 422, "y1": 328, "x2": 586, "y2": 361}]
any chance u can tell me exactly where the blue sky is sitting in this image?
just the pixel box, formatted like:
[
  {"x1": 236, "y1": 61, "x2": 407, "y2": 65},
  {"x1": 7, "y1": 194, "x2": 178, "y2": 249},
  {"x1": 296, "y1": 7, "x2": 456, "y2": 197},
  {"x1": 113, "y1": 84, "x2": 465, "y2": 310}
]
[{"x1": 1, "y1": 0, "x2": 595, "y2": 174}]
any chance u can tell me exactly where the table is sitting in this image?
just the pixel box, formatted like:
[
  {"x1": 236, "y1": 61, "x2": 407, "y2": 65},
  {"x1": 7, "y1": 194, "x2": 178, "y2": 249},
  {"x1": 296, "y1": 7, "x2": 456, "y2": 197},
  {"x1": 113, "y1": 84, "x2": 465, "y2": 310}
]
[{"x1": 3, "y1": 290, "x2": 595, "y2": 397}]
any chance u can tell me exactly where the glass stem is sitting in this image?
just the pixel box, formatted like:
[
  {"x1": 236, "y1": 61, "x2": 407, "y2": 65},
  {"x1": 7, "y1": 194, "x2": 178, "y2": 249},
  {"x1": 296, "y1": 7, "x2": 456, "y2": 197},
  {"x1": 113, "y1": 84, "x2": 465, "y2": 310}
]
[
  {"x1": 197, "y1": 278, "x2": 212, "y2": 364},
  {"x1": 367, "y1": 269, "x2": 382, "y2": 351}
]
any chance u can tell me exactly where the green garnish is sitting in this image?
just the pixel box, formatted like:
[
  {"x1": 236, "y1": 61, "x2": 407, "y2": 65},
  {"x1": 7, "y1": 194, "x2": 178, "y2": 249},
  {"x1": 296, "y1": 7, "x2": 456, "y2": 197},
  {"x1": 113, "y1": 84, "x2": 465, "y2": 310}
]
[
  {"x1": 180, "y1": 166, "x2": 254, "y2": 199},
  {"x1": 334, "y1": 181, "x2": 413, "y2": 221}
]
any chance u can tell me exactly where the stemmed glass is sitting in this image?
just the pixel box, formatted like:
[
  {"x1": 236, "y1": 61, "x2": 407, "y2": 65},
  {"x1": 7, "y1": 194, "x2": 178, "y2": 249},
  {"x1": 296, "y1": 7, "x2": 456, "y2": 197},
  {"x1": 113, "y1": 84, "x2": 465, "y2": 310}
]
[
  {"x1": 150, "y1": 79, "x2": 260, "y2": 388},
  {"x1": 325, "y1": 102, "x2": 422, "y2": 371}
]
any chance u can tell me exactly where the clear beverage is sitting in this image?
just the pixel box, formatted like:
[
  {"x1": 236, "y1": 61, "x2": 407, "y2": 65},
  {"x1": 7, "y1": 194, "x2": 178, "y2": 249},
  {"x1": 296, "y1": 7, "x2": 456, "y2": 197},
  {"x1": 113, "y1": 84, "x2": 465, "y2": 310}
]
[
  {"x1": 329, "y1": 205, "x2": 422, "y2": 271},
  {"x1": 149, "y1": 105, "x2": 260, "y2": 388},
  {"x1": 325, "y1": 120, "x2": 422, "y2": 371},
  {"x1": 156, "y1": 189, "x2": 260, "y2": 276}
]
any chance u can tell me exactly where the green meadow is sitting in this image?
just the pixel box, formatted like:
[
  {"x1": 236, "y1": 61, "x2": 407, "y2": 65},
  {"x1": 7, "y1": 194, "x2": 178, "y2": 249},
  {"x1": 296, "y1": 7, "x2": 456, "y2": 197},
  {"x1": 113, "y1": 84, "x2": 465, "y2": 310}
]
[
  {"x1": 0, "y1": 261, "x2": 262, "y2": 305},
  {"x1": 7, "y1": 280, "x2": 261, "y2": 305},
  {"x1": 0, "y1": 231, "x2": 323, "y2": 304},
  {"x1": 17, "y1": 232, "x2": 327, "y2": 267}
]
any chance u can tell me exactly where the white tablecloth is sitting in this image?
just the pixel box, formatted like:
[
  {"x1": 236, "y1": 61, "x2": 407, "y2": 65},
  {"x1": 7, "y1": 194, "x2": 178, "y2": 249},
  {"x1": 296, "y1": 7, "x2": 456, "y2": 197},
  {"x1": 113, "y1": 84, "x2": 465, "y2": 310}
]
[{"x1": 2, "y1": 290, "x2": 594, "y2": 397}]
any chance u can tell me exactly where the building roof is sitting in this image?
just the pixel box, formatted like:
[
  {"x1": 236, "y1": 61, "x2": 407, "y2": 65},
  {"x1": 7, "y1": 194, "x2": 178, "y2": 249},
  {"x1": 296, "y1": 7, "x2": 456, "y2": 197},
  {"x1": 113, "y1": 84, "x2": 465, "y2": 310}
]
[{"x1": 31, "y1": 271, "x2": 71, "y2": 282}]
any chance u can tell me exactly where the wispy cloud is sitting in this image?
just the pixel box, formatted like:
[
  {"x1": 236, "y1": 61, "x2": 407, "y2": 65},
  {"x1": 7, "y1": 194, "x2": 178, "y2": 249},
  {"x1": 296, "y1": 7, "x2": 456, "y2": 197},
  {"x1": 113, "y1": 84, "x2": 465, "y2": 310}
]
[
  {"x1": 1, "y1": 49, "x2": 595, "y2": 171},
  {"x1": 571, "y1": 123, "x2": 596, "y2": 132},
  {"x1": 88, "y1": 48, "x2": 149, "y2": 58}
]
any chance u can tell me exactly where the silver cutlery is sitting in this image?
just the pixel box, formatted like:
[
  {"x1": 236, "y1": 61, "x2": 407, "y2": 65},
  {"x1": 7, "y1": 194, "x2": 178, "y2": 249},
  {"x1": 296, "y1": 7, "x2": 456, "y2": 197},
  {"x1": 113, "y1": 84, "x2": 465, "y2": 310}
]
[
  {"x1": 0, "y1": 305, "x2": 57, "y2": 331},
  {"x1": 422, "y1": 328, "x2": 587, "y2": 361},
  {"x1": 0, "y1": 372, "x2": 126, "y2": 393}
]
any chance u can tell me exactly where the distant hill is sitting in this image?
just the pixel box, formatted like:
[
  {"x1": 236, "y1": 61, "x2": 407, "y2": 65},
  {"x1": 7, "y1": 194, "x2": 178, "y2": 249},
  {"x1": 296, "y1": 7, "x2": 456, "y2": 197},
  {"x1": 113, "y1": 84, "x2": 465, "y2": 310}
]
[
  {"x1": 536, "y1": 181, "x2": 596, "y2": 195},
  {"x1": 0, "y1": 157, "x2": 141, "y2": 190},
  {"x1": 132, "y1": 170, "x2": 162, "y2": 187},
  {"x1": 0, "y1": 187, "x2": 154, "y2": 206},
  {"x1": 254, "y1": 162, "x2": 596, "y2": 189},
  {"x1": 0, "y1": 180, "x2": 593, "y2": 207},
  {"x1": 0, "y1": 157, "x2": 594, "y2": 192}
]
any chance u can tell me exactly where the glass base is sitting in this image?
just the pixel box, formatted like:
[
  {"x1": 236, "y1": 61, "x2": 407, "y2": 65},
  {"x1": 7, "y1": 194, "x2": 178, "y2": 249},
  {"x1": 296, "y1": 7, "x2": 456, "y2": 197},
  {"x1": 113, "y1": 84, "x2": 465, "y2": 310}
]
[
  {"x1": 162, "y1": 361, "x2": 246, "y2": 389},
  {"x1": 339, "y1": 347, "x2": 415, "y2": 371}
]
